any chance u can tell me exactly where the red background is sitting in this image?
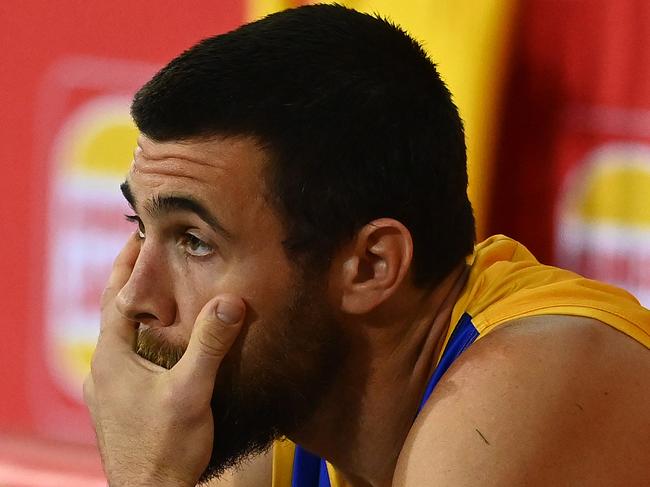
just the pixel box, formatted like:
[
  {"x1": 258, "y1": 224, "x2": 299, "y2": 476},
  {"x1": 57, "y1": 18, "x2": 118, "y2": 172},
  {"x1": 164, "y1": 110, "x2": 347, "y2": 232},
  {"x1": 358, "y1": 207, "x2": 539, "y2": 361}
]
[
  {"x1": 0, "y1": 0, "x2": 244, "y2": 438},
  {"x1": 2, "y1": 2, "x2": 650, "y2": 483}
]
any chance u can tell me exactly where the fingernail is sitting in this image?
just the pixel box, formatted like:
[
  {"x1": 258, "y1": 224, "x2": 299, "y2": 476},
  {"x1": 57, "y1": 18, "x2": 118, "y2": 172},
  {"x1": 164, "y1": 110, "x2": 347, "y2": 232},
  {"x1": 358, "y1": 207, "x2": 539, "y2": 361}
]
[{"x1": 215, "y1": 300, "x2": 243, "y2": 325}]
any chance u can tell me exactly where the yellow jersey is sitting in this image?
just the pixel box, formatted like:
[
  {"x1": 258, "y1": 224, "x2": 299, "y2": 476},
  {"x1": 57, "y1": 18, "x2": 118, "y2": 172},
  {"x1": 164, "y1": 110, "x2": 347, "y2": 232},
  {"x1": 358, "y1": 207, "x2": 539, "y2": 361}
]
[{"x1": 271, "y1": 235, "x2": 650, "y2": 487}]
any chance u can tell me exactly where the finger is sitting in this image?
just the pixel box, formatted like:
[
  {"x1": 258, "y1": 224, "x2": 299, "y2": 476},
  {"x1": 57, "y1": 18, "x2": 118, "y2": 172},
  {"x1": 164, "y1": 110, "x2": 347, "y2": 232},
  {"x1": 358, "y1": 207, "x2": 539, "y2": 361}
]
[
  {"x1": 100, "y1": 232, "x2": 141, "y2": 311},
  {"x1": 96, "y1": 233, "x2": 141, "y2": 352},
  {"x1": 82, "y1": 374, "x2": 95, "y2": 412},
  {"x1": 82, "y1": 375, "x2": 102, "y2": 432},
  {"x1": 172, "y1": 294, "x2": 245, "y2": 390},
  {"x1": 82, "y1": 375, "x2": 106, "y2": 450}
]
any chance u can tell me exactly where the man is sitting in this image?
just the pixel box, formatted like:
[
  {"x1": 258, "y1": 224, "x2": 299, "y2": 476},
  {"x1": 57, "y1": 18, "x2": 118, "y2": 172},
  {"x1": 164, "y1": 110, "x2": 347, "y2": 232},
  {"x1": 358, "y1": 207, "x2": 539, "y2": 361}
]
[{"x1": 84, "y1": 4, "x2": 650, "y2": 486}]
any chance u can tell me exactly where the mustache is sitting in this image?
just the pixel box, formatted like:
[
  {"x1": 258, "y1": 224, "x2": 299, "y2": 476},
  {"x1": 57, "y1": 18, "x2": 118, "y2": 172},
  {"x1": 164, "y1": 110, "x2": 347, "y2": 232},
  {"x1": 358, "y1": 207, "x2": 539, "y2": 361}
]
[{"x1": 136, "y1": 327, "x2": 187, "y2": 370}]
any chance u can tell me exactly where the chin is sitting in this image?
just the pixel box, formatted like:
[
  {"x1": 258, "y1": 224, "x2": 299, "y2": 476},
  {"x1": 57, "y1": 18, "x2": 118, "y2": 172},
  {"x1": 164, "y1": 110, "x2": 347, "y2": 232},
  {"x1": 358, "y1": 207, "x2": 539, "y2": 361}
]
[
  {"x1": 201, "y1": 294, "x2": 346, "y2": 481},
  {"x1": 138, "y1": 281, "x2": 346, "y2": 482}
]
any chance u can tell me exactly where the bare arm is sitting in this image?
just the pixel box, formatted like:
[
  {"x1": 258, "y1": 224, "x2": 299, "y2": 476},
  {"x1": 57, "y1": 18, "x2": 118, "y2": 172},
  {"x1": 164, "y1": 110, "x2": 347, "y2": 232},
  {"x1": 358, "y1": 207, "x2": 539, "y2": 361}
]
[{"x1": 394, "y1": 315, "x2": 650, "y2": 486}]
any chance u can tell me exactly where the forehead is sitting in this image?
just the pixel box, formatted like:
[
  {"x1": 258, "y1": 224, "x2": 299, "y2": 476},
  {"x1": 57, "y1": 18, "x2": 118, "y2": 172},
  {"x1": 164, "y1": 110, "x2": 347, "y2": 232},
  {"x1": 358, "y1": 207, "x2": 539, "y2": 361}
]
[
  {"x1": 127, "y1": 135, "x2": 279, "y2": 240},
  {"x1": 131, "y1": 134, "x2": 268, "y2": 187}
]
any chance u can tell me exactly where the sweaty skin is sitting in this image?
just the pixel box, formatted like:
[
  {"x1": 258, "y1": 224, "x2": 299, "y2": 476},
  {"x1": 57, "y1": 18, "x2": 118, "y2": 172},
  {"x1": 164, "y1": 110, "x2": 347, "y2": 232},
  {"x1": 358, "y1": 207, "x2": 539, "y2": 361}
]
[{"x1": 87, "y1": 136, "x2": 650, "y2": 487}]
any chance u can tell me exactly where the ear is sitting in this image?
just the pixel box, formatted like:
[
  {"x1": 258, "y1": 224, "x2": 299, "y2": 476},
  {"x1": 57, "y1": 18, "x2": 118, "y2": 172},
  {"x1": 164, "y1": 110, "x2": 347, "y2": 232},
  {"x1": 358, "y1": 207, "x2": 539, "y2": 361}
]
[{"x1": 338, "y1": 218, "x2": 413, "y2": 314}]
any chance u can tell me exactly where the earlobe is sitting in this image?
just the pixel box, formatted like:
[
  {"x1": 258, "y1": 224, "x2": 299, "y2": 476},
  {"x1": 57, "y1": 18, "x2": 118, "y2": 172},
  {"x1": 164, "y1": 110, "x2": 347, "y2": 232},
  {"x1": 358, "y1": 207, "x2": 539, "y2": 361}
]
[{"x1": 339, "y1": 219, "x2": 413, "y2": 314}]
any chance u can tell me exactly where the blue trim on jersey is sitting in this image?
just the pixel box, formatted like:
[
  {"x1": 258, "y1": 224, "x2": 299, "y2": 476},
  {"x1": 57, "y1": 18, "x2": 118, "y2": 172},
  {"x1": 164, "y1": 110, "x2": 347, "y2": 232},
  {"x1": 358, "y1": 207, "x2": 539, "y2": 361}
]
[
  {"x1": 318, "y1": 459, "x2": 331, "y2": 486},
  {"x1": 291, "y1": 446, "x2": 324, "y2": 487},
  {"x1": 291, "y1": 312, "x2": 479, "y2": 487},
  {"x1": 417, "y1": 312, "x2": 479, "y2": 412}
]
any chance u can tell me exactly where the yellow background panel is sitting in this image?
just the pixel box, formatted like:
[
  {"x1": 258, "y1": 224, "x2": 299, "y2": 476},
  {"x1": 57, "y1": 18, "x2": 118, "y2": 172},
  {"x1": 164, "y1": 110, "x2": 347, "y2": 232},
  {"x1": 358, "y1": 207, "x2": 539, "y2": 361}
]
[{"x1": 245, "y1": 0, "x2": 517, "y2": 237}]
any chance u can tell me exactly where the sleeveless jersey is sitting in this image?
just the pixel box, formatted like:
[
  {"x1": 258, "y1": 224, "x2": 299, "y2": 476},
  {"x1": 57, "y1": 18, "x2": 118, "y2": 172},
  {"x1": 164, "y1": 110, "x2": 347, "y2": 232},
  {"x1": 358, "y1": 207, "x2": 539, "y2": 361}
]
[{"x1": 271, "y1": 235, "x2": 650, "y2": 487}]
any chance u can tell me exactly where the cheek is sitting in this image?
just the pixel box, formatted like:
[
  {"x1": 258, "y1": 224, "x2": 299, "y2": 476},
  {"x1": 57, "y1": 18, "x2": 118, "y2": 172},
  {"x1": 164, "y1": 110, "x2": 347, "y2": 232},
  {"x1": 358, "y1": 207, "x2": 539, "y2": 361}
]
[
  {"x1": 171, "y1": 247, "x2": 296, "y2": 338},
  {"x1": 171, "y1": 260, "x2": 222, "y2": 330},
  {"x1": 222, "y1": 256, "x2": 295, "y2": 317}
]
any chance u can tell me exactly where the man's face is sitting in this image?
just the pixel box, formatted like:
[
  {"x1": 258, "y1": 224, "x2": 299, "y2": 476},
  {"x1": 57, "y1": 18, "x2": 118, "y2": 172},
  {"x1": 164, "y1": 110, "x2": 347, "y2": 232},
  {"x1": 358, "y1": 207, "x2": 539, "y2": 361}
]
[{"x1": 117, "y1": 135, "x2": 344, "y2": 480}]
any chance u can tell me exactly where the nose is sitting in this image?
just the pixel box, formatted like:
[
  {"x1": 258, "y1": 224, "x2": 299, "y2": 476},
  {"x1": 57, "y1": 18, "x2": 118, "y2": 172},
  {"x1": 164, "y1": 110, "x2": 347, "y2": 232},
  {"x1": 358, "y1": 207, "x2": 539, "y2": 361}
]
[{"x1": 115, "y1": 242, "x2": 176, "y2": 326}]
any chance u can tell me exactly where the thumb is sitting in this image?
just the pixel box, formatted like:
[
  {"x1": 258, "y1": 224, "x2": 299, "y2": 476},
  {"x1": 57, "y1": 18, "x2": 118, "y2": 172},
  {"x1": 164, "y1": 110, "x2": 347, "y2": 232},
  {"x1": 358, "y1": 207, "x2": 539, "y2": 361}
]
[{"x1": 172, "y1": 294, "x2": 245, "y2": 388}]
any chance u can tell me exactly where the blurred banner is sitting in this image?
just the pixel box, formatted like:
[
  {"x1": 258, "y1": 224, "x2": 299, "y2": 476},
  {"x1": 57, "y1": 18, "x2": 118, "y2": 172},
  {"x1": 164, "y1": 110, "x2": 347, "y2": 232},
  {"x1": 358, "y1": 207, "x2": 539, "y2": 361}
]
[
  {"x1": 313, "y1": 0, "x2": 518, "y2": 239},
  {"x1": 1, "y1": 0, "x2": 244, "y2": 482},
  {"x1": 1, "y1": 0, "x2": 516, "y2": 447},
  {"x1": 488, "y1": 0, "x2": 650, "y2": 307},
  {"x1": 0, "y1": 1, "x2": 245, "y2": 475},
  {"x1": 2, "y1": 0, "x2": 649, "y2": 482}
]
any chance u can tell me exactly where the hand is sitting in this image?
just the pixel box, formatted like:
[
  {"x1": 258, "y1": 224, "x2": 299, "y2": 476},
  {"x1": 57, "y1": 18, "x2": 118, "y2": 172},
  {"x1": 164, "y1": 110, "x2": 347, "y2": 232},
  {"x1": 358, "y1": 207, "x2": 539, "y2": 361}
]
[{"x1": 84, "y1": 235, "x2": 245, "y2": 487}]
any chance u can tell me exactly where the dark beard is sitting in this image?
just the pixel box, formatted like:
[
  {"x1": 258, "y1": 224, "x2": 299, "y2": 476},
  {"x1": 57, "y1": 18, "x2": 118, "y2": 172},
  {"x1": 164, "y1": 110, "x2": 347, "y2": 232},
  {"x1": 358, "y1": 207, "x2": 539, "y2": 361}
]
[{"x1": 136, "y1": 281, "x2": 345, "y2": 483}]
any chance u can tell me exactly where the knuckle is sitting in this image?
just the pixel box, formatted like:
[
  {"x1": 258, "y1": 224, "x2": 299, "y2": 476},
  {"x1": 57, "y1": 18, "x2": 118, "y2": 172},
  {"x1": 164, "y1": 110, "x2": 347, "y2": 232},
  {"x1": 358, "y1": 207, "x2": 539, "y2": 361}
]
[
  {"x1": 89, "y1": 353, "x2": 98, "y2": 375},
  {"x1": 159, "y1": 384, "x2": 177, "y2": 409},
  {"x1": 197, "y1": 329, "x2": 229, "y2": 358},
  {"x1": 82, "y1": 375, "x2": 93, "y2": 402},
  {"x1": 89, "y1": 350, "x2": 108, "y2": 384},
  {"x1": 100, "y1": 285, "x2": 117, "y2": 309},
  {"x1": 159, "y1": 380, "x2": 200, "y2": 419}
]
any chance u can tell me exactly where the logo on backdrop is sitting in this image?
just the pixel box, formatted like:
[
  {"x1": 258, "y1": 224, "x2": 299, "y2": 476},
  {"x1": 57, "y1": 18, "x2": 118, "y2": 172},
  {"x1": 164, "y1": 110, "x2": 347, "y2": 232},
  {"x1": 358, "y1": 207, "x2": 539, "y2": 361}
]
[
  {"x1": 31, "y1": 57, "x2": 155, "y2": 442},
  {"x1": 46, "y1": 95, "x2": 138, "y2": 400},
  {"x1": 556, "y1": 143, "x2": 650, "y2": 307}
]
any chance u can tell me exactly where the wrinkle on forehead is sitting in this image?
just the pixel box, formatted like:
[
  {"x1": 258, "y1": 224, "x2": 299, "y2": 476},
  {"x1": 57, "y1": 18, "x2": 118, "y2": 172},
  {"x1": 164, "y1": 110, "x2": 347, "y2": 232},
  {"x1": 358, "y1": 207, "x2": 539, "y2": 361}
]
[
  {"x1": 129, "y1": 165, "x2": 205, "y2": 182},
  {"x1": 132, "y1": 134, "x2": 266, "y2": 180},
  {"x1": 132, "y1": 136, "x2": 225, "y2": 180},
  {"x1": 128, "y1": 134, "x2": 276, "y2": 217},
  {"x1": 132, "y1": 154, "x2": 219, "y2": 178},
  {"x1": 136, "y1": 134, "x2": 264, "y2": 162}
]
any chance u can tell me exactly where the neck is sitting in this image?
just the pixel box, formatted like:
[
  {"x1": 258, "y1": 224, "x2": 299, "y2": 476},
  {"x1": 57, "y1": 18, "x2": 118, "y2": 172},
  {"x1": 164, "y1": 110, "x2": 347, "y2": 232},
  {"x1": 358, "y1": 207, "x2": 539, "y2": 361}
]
[{"x1": 289, "y1": 264, "x2": 469, "y2": 487}]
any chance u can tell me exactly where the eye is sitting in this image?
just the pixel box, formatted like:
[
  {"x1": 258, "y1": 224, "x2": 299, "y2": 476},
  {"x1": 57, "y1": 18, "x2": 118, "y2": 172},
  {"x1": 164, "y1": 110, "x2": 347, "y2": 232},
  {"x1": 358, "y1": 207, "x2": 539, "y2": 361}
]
[
  {"x1": 180, "y1": 232, "x2": 214, "y2": 257},
  {"x1": 125, "y1": 214, "x2": 145, "y2": 239}
]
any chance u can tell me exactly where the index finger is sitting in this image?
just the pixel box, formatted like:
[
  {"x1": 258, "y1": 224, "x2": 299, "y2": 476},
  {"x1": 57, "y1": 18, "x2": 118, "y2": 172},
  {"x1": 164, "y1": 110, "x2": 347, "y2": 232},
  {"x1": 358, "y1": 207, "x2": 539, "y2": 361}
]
[
  {"x1": 100, "y1": 232, "x2": 141, "y2": 312},
  {"x1": 96, "y1": 233, "x2": 141, "y2": 351}
]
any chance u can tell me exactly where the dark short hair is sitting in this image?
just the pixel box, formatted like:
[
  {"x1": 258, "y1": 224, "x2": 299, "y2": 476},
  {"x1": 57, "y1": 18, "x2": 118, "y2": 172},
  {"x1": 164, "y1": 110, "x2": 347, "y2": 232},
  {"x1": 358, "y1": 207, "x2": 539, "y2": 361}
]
[{"x1": 131, "y1": 4, "x2": 475, "y2": 287}]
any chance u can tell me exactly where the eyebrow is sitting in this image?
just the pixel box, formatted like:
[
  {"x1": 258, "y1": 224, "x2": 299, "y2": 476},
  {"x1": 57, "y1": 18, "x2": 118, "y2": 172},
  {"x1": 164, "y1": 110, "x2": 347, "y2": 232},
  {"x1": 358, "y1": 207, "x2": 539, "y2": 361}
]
[{"x1": 120, "y1": 180, "x2": 233, "y2": 240}]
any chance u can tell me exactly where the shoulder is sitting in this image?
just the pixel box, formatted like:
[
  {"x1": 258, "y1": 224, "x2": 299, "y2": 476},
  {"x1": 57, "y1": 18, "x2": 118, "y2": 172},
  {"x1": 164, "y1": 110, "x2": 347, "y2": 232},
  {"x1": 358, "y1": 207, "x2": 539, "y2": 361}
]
[{"x1": 394, "y1": 315, "x2": 650, "y2": 486}]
